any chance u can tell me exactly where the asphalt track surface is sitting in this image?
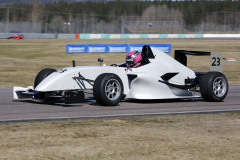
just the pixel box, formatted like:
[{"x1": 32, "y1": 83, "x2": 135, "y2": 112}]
[{"x1": 0, "y1": 85, "x2": 240, "y2": 122}]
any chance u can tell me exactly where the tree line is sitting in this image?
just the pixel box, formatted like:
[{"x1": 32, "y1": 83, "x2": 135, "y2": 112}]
[{"x1": 1, "y1": 0, "x2": 240, "y2": 33}]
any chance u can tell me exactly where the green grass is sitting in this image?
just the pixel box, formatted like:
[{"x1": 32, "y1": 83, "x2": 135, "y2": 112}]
[{"x1": 0, "y1": 113, "x2": 240, "y2": 160}]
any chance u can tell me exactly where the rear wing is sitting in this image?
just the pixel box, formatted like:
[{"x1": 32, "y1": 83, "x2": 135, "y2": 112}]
[
  {"x1": 174, "y1": 50, "x2": 222, "y2": 72},
  {"x1": 174, "y1": 50, "x2": 210, "y2": 66}
]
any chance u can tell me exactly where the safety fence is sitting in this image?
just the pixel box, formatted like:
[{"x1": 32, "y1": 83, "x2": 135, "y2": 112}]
[
  {"x1": 77, "y1": 34, "x2": 240, "y2": 39},
  {"x1": 77, "y1": 34, "x2": 204, "y2": 39}
]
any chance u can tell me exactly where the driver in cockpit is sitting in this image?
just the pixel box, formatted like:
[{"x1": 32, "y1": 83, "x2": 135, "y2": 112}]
[{"x1": 125, "y1": 51, "x2": 143, "y2": 68}]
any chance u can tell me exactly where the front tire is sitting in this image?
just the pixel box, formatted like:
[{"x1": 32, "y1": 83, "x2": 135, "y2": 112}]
[
  {"x1": 93, "y1": 73, "x2": 123, "y2": 106},
  {"x1": 34, "y1": 68, "x2": 56, "y2": 89},
  {"x1": 200, "y1": 72, "x2": 228, "y2": 102}
]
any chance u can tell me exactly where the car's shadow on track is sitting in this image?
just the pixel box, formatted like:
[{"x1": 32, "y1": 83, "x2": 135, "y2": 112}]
[
  {"x1": 12, "y1": 99, "x2": 86, "y2": 107},
  {"x1": 12, "y1": 97, "x2": 205, "y2": 108},
  {"x1": 88, "y1": 102, "x2": 121, "y2": 107},
  {"x1": 124, "y1": 98, "x2": 205, "y2": 104},
  {"x1": 88, "y1": 98, "x2": 205, "y2": 107}
]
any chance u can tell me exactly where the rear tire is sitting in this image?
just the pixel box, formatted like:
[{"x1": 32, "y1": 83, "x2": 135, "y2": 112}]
[
  {"x1": 34, "y1": 68, "x2": 56, "y2": 89},
  {"x1": 93, "y1": 73, "x2": 123, "y2": 106},
  {"x1": 200, "y1": 72, "x2": 228, "y2": 102}
]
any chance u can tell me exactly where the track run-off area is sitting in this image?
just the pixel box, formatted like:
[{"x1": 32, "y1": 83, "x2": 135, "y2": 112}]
[{"x1": 0, "y1": 84, "x2": 239, "y2": 122}]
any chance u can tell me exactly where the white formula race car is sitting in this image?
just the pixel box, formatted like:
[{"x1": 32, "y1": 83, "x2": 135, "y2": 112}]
[{"x1": 13, "y1": 45, "x2": 228, "y2": 106}]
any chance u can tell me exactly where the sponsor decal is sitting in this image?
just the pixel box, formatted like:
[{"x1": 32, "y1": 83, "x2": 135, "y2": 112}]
[
  {"x1": 109, "y1": 46, "x2": 127, "y2": 52},
  {"x1": 154, "y1": 47, "x2": 169, "y2": 53},
  {"x1": 68, "y1": 46, "x2": 85, "y2": 52},
  {"x1": 129, "y1": 46, "x2": 143, "y2": 52},
  {"x1": 88, "y1": 46, "x2": 106, "y2": 52}
]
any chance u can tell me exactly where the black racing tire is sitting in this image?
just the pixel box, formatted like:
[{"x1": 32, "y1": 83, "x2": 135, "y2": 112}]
[
  {"x1": 34, "y1": 68, "x2": 56, "y2": 89},
  {"x1": 200, "y1": 72, "x2": 228, "y2": 102},
  {"x1": 93, "y1": 73, "x2": 124, "y2": 106}
]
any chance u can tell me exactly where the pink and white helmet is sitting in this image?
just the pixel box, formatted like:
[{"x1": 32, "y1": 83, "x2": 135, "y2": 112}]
[{"x1": 126, "y1": 51, "x2": 142, "y2": 68}]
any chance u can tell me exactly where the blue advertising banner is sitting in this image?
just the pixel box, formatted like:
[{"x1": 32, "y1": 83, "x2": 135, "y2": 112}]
[
  {"x1": 147, "y1": 44, "x2": 171, "y2": 53},
  {"x1": 66, "y1": 44, "x2": 171, "y2": 53},
  {"x1": 108, "y1": 44, "x2": 129, "y2": 52},
  {"x1": 128, "y1": 44, "x2": 144, "y2": 53},
  {"x1": 88, "y1": 44, "x2": 107, "y2": 52},
  {"x1": 66, "y1": 44, "x2": 87, "y2": 53}
]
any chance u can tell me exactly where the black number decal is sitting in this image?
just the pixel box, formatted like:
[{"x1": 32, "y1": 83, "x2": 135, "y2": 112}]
[
  {"x1": 216, "y1": 57, "x2": 220, "y2": 66},
  {"x1": 212, "y1": 57, "x2": 220, "y2": 66},
  {"x1": 212, "y1": 57, "x2": 216, "y2": 66}
]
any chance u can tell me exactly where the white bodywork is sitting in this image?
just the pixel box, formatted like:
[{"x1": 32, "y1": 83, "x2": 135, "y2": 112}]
[{"x1": 14, "y1": 47, "x2": 199, "y2": 100}]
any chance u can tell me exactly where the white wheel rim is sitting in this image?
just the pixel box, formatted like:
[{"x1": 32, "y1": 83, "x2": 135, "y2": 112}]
[
  {"x1": 105, "y1": 79, "x2": 121, "y2": 101},
  {"x1": 213, "y1": 77, "x2": 227, "y2": 97}
]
